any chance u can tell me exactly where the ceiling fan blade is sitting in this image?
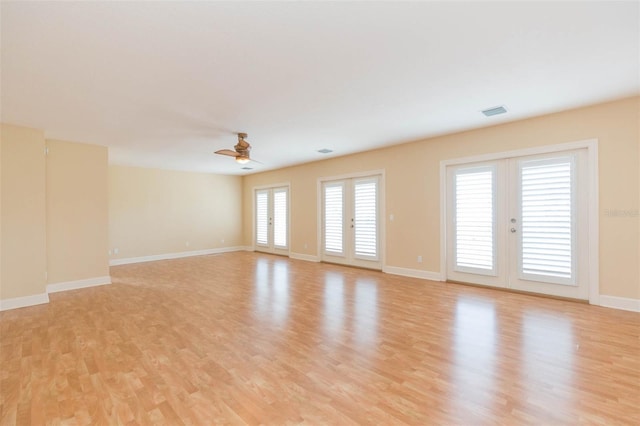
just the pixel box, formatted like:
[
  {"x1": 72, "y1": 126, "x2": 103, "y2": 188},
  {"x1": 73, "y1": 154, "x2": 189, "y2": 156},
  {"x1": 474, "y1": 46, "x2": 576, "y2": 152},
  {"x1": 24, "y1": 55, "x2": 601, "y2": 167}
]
[{"x1": 215, "y1": 149, "x2": 240, "y2": 157}]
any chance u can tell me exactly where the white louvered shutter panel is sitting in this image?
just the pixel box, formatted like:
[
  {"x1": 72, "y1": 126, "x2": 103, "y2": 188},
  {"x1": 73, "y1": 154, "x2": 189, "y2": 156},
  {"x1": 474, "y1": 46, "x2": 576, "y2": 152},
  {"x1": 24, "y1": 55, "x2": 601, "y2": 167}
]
[
  {"x1": 256, "y1": 190, "x2": 268, "y2": 246},
  {"x1": 273, "y1": 188, "x2": 288, "y2": 248},
  {"x1": 324, "y1": 183, "x2": 344, "y2": 254},
  {"x1": 454, "y1": 166, "x2": 496, "y2": 274},
  {"x1": 519, "y1": 157, "x2": 574, "y2": 284},
  {"x1": 354, "y1": 179, "x2": 378, "y2": 259}
]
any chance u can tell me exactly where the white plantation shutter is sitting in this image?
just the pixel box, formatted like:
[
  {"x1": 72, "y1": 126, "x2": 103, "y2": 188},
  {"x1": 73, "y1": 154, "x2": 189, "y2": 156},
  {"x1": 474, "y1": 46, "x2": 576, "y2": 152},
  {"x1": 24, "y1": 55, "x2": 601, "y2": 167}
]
[
  {"x1": 273, "y1": 188, "x2": 288, "y2": 248},
  {"x1": 324, "y1": 183, "x2": 344, "y2": 254},
  {"x1": 454, "y1": 166, "x2": 496, "y2": 274},
  {"x1": 354, "y1": 179, "x2": 378, "y2": 259},
  {"x1": 519, "y1": 157, "x2": 574, "y2": 284},
  {"x1": 256, "y1": 190, "x2": 268, "y2": 246}
]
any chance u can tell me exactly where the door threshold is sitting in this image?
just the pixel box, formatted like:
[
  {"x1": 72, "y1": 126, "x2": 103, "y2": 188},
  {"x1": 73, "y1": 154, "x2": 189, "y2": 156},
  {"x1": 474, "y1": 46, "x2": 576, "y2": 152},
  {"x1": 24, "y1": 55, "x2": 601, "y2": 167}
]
[
  {"x1": 254, "y1": 250, "x2": 290, "y2": 258},
  {"x1": 446, "y1": 280, "x2": 589, "y2": 304},
  {"x1": 320, "y1": 260, "x2": 382, "y2": 272}
]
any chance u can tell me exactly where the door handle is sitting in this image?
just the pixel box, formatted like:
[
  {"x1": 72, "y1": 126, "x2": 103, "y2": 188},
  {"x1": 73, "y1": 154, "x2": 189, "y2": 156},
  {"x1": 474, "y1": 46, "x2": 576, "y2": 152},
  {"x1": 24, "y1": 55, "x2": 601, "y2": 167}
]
[{"x1": 510, "y1": 228, "x2": 517, "y2": 233}]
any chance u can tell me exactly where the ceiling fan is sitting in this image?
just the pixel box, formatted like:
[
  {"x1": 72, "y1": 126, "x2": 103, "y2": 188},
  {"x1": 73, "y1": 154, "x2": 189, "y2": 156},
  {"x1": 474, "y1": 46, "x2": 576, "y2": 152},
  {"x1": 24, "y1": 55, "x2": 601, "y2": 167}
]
[{"x1": 214, "y1": 133, "x2": 256, "y2": 164}]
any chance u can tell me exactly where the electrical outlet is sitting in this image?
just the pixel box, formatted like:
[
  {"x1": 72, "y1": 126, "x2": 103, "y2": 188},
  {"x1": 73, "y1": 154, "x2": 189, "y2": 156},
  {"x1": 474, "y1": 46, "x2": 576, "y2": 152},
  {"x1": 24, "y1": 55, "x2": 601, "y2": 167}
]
[
  {"x1": 114, "y1": 248, "x2": 119, "y2": 255},
  {"x1": 186, "y1": 241, "x2": 190, "y2": 247},
  {"x1": 417, "y1": 255, "x2": 423, "y2": 263},
  {"x1": 221, "y1": 239, "x2": 225, "y2": 244}
]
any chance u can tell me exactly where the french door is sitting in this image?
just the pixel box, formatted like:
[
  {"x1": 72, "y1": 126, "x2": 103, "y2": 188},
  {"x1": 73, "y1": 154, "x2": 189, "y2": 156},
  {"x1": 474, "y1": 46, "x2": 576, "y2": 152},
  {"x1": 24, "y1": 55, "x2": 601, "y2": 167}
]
[
  {"x1": 321, "y1": 175, "x2": 381, "y2": 270},
  {"x1": 255, "y1": 186, "x2": 289, "y2": 255},
  {"x1": 446, "y1": 149, "x2": 589, "y2": 299}
]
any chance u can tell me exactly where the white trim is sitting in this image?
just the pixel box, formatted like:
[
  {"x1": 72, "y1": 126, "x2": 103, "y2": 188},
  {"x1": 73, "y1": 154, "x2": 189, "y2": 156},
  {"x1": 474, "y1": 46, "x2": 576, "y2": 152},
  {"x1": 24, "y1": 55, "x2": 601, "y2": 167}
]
[
  {"x1": 109, "y1": 246, "x2": 247, "y2": 266},
  {"x1": 440, "y1": 139, "x2": 599, "y2": 303},
  {"x1": 383, "y1": 266, "x2": 444, "y2": 281},
  {"x1": 587, "y1": 141, "x2": 600, "y2": 305},
  {"x1": 440, "y1": 139, "x2": 598, "y2": 167},
  {"x1": 252, "y1": 182, "x2": 291, "y2": 255},
  {"x1": 440, "y1": 158, "x2": 448, "y2": 287},
  {"x1": 599, "y1": 295, "x2": 640, "y2": 312},
  {"x1": 46, "y1": 276, "x2": 111, "y2": 293},
  {"x1": 0, "y1": 293, "x2": 49, "y2": 311},
  {"x1": 318, "y1": 169, "x2": 386, "y2": 183},
  {"x1": 317, "y1": 169, "x2": 386, "y2": 269},
  {"x1": 317, "y1": 177, "x2": 322, "y2": 263},
  {"x1": 252, "y1": 181, "x2": 291, "y2": 191},
  {"x1": 289, "y1": 252, "x2": 321, "y2": 262}
]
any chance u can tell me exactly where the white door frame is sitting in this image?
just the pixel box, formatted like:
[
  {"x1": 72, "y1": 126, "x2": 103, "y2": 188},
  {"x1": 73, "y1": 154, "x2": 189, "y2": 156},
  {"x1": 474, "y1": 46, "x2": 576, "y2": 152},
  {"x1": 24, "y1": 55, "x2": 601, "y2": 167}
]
[
  {"x1": 317, "y1": 169, "x2": 386, "y2": 270},
  {"x1": 440, "y1": 139, "x2": 599, "y2": 304},
  {"x1": 253, "y1": 182, "x2": 291, "y2": 255}
]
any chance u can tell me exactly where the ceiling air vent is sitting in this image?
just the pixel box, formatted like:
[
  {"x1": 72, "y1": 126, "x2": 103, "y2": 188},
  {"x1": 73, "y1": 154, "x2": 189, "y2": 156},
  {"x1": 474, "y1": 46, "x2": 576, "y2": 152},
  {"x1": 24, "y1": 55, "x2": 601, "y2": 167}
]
[
  {"x1": 241, "y1": 167, "x2": 253, "y2": 170},
  {"x1": 317, "y1": 148, "x2": 333, "y2": 154},
  {"x1": 481, "y1": 105, "x2": 507, "y2": 117}
]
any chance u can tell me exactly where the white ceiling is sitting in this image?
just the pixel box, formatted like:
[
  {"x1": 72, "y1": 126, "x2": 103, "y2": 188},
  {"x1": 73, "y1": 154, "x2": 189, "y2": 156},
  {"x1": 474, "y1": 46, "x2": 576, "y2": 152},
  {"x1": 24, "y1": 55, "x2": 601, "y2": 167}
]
[{"x1": 2, "y1": 1, "x2": 638, "y2": 175}]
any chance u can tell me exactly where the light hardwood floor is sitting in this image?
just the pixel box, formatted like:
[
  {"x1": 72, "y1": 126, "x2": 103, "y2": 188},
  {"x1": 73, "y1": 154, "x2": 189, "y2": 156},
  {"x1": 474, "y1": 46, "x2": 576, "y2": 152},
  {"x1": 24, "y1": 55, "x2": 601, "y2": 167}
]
[{"x1": 1, "y1": 252, "x2": 639, "y2": 425}]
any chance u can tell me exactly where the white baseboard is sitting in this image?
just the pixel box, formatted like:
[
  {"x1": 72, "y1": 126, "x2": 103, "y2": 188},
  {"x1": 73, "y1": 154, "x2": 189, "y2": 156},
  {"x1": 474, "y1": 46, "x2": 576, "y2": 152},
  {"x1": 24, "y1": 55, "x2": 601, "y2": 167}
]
[
  {"x1": 289, "y1": 252, "x2": 321, "y2": 262},
  {"x1": 598, "y1": 295, "x2": 640, "y2": 312},
  {"x1": 0, "y1": 293, "x2": 49, "y2": 312},
  {"x1": 383, "y1": 265, "x2": 444, "y2": 281},
  {"x1": 46, "y1": 276, "x2": 112, "y2": 294},
  {"x1": 1, "y1": 275, "x2": 111, "y2": 311},
  {"x1": 109, "y1": 246, "x2": 247, "y2": 266}
]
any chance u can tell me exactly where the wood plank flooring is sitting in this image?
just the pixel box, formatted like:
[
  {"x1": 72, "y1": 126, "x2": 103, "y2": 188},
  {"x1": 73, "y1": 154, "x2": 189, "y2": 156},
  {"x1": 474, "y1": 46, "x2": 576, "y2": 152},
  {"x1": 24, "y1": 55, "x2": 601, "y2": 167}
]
[{"x1": 1, "y1": 252, "x2": 639, "y2": 425}]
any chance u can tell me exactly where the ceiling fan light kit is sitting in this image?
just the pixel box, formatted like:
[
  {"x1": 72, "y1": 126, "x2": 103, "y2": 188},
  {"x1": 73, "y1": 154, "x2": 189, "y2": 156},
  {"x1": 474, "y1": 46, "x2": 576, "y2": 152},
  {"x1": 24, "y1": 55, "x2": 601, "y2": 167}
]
[{"x1": 215, "y1": 132, "x2": 256, "y2": 166}]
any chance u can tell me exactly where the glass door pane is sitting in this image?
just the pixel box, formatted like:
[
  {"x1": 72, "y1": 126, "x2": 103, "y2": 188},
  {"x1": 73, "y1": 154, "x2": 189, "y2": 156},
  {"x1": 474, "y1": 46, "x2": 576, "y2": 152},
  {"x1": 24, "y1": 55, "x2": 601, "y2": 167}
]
[
  {"x1": 453, "y1": 166, "x2": 497, "y2": 276},
  {"x1": 256, "y1": 190, "x2": 269, "y2": 247},
  {"x1": 273, "y1": 188, "x2": 288, "y2": 249},
  {"x1": 323, "y1": 182, "x2": 344, "y2": 256},
  {"x1": 354, "y1": 178, "x2": 378, "y2": 260},
  {"x1": 518, "y1": 156, "x2": 575, "y2": 285}
]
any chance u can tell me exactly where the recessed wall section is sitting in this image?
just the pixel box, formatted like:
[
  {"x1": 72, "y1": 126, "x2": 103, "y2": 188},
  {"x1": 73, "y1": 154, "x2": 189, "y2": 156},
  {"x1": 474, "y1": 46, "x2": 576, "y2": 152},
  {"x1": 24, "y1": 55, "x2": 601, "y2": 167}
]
[
  {"x1": 46, "y1": 139, "x2": 109, "y2": 284},
  {"x1": 109, "y1": 166, "x2": 243, "y2": 261}
]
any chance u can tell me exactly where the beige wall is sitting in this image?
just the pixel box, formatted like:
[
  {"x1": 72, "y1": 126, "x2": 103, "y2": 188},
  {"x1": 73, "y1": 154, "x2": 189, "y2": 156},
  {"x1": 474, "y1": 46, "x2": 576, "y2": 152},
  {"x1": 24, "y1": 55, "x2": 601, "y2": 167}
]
[
  {"x1": 243, "y1": 96, "x2": 640, "y2": 300},
  {"x1": 1, "y1": 126, "x2": 2, "y2": 294},
  {"x1": 109, "y1": 166, "x2": 243, "y2": 260},
  {"x1": 46, "y1": 139, "x2": 109, "y2": 283},
  {"x1": 2, "y1": 97, "x2": 638, "y2": 304},
  {"x1": 0, "y1": 124, "x2": 47, "y2": 299},
  {"x1": 0, "y1": 125, "x2": 111, "y2": 304}
]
